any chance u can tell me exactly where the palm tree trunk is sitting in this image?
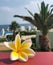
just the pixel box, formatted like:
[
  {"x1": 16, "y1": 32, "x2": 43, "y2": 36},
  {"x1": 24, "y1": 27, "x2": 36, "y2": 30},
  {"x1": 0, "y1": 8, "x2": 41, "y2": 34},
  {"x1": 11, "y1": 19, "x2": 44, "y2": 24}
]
[
  {"x1": 13, "y1": 30, "x2": 16, "y2": 41},
  {"x1": 39, "y1": 34, "x2": 51, "y2": 51}
]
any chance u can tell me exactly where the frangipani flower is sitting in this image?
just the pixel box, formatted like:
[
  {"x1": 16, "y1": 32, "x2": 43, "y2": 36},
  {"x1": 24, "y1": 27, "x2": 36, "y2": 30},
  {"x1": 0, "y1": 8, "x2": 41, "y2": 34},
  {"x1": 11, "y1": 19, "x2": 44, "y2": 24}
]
[{"x1": 4, "y1": 34, "x2": 35, "y2": 62}]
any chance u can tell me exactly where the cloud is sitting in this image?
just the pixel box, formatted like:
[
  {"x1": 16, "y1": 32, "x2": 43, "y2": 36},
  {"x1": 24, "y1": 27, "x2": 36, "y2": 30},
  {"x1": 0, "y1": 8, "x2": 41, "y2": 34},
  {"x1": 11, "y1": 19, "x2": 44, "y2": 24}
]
[
  {"x1": 25, "y1": 1, "x2": 36, "y2": 9},
  {"x1": 1, "y1": 6, "x2": 12, "y2": 12},
  {"x1": 4, "y1": 0, "x2": 10, "y2": 2},
  {"x1": 25, "y1": 0, "x2": 53, "y2": 13},
  {"x1": 25, "y1": 1, "x2": 40, "y2": 13}
]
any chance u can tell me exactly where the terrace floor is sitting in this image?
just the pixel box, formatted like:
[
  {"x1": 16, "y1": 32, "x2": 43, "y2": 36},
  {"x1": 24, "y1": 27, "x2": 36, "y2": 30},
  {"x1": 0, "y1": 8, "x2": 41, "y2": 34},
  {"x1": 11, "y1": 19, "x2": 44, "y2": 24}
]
[
  {"x1": 0, "y1": 52, "x2": 53, "y2": 65},
  {"x1": 0, "y1": 43, "x2": 10, "y2": 51}
]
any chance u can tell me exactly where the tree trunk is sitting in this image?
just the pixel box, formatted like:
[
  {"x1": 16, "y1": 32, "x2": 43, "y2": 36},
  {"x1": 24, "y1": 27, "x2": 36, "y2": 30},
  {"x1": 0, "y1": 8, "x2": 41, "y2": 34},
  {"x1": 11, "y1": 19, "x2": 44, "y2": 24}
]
[
  {"x1": 39, "y1": 34, "x2": 51, "y2": 51},
  {"x1": 13, "y1": 30, "x2": 16, "y2": 41}
]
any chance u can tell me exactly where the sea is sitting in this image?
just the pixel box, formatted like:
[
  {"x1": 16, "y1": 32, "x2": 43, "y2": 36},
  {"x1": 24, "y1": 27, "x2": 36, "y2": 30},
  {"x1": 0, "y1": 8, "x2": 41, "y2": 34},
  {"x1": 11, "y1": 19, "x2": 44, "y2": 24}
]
[{"x1": 0, "y1": 24, "x2": 34, "y2": 35}]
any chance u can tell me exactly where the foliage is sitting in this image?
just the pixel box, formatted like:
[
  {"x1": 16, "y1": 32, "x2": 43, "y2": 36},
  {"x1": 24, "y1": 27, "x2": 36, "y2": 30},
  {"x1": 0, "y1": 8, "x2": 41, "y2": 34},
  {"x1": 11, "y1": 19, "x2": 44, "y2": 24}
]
[
  {"x1": 20, "y1": 31, "x2": 36, "y2": 35},
  {"x1": 0, "y1": 50, "x2": 12, "y2": 52},
  {"x1": 0, "y1": 38, "x2": 7, "y2": 42},
  {"x1": 14, "y1": 1, "x2": 53, "y2": 51},
  {"x1": 6, "y1": 35, "x2": 13, "y2": 41},
  {"x1": 14, "y1": 1, "x2": 53, "y2": 35},
  {"x1": 9, "y1": 21, "x2": 20, "y2": 40},
  {"x1": 31, "y1": 38, "x2": 36, "y2": 51},
  {"x1": 9, "y1": 21, "x2": 20, "y2": 31}
]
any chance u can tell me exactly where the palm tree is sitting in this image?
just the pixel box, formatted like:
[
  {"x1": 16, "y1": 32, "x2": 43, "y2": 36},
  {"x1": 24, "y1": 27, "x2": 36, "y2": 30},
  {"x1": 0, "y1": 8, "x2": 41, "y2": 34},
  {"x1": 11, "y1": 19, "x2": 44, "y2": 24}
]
[
  {"x1": 14, "y1": 1, "x2": 53, "y2": 51},
  {"x1": 10, "y1": 21, "x2": 20, "y2": 40}
]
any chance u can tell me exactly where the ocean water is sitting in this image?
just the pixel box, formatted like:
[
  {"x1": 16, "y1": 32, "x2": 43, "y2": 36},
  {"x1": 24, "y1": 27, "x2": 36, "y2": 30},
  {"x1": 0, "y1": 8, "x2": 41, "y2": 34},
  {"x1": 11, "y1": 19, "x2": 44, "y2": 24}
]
[
  {"x1": 0, "y1": 24, "x2": 33, "y2": 35},
  {"x1": 0, "y1": 25, "x2": 10, "y2": 31}
]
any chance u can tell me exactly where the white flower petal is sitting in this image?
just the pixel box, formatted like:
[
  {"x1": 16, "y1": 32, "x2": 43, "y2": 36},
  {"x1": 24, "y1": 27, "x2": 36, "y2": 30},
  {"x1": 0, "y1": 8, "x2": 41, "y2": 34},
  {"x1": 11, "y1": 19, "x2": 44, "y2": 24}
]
[
  {"x1": 23, "y1": 48, "x2": 35, "y2": 57},
  {"x1": 15, "y1": 34, "x2": 21, "y2": 49},
  {"x1": 10, "y1": 51, "x2": 19, "y2": 61},
  {"x1": 22, "y1": 39, "x2": 32, "y2": 49},
  {"x1": 4, "y1": 42, "x2": 10, "y2": 48},
  {"x1": 18, "y1": 52, "x2": 28, "y2": 62},
  {"x1": 4, "y1": 42, "x2": 15, "y2": 51}
]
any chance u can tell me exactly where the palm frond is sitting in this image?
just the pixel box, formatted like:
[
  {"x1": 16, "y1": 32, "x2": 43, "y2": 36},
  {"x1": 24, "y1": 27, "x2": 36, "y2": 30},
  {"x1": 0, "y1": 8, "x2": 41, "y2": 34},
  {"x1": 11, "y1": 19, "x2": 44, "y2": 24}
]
[
  {"x1": 50, "y1": 9, "x2": 53, "y2": 14},
  {"x1": 40, "y1": 1, "x2": 49, "y2": 21},
  {"x1": 46, "y1": 14, "x2": 53, "y2": 29},
  {"x1": 49, "y1": 5, "x2": 53, "y2": 14},
  {"x1": 25, "y1": 8, "x2": 34, "y2": 17},
  {"x1": 14, "y1": 15, "x2": 37, "y2": 27},
  {"x1": 37, "y1": 3, "x2": 40, "y2": 12},
  {"x1": 50, "y1": 5, "x2": 53, "y2": 7},
  {"x1": 34, "y1": 13, "x2": 43, "y2": 30}
]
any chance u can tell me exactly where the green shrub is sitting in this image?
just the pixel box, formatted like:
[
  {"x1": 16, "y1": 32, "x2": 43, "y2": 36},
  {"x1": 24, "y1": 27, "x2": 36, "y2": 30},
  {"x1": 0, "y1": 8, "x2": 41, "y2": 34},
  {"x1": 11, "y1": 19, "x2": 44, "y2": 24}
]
[
  {"x1": 0, "y1": 38, "x2": 7, "y2": 42},
  {"x1": 6, "y1": 35, "x2": 13, "y2": 41},
  {"x1": 31, "y1": 37, "x2": 41, "y2": 51},
  {"x1": 15, "y1": 31, "x2": 19, "y2": 35},
  {"x1": 20, "y1": 31, "x2": 36, "y2": 35},
  {"x1": 31, "y1": 38, "x2": 36, "y2": 45},
  {"x1": 20, "y1": 31, "x2": 26, "y2": 35},
  {"x1": 0, "y1": 50, "x2": 12, "y2": 52}
]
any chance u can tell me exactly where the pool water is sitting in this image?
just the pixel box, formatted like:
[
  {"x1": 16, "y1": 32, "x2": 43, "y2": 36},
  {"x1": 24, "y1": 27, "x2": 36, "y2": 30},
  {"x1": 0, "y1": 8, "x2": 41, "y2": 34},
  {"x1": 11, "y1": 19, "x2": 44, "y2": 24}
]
[{"x1": 0, "y1": 31, "x2": 13, "y2": 36}]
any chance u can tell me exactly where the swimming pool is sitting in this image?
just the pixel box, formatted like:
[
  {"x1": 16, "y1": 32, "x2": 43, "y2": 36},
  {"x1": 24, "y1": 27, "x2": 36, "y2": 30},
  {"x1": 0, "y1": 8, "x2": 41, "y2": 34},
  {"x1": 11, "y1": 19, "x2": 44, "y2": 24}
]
[{"x1": 0, "y1": 31, "x2": 13, "y2": 36}]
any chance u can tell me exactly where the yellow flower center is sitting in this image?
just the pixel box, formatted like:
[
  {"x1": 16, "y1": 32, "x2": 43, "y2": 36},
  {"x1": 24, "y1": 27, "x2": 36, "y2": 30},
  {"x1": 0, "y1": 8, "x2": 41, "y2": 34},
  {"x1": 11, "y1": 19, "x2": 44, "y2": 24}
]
[{"x1": 16, "y1": 47, "x2": 22, "y2": 53}]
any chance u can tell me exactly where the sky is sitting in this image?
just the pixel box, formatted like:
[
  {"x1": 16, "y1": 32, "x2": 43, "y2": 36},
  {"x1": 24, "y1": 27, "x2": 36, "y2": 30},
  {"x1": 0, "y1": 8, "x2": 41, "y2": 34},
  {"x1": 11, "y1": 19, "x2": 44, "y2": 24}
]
[{"x1": 0, "y1": 0, "x2": 53, "y2": 25}]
